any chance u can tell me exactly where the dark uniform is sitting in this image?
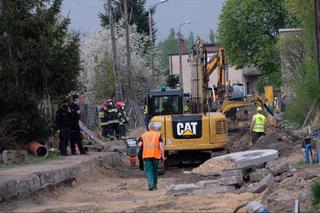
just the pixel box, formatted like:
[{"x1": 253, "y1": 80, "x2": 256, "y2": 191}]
[
  {"x1": 106, "y1": 104, "x2": 120, "y2": 139},
  {"x1": 99, "y1": 106, "x2": 109, "y2": 138},
  {"x1": 56, "y1": 103, "x2": 72, "y2": 156},
  {"x1": 118, "y1": 106, "x2": 127, "y2": 139},
  {"x1": 99, "y1": 100, "x2": 120, "y2": 140},
  {"x1": 70, "y1": 101, "x2": 86, "y2": 155}
]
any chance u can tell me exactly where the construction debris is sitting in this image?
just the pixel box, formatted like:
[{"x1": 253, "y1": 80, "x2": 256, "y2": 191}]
[
  {"x1": 192, "y1": 157, "x2": 237, "y2": 174},
  {"x1": 250, "y1": 174, "x2": 275, "y2": 193},
  {"x1": 249, "y1": 170, "x2": 271, "y2": 182},
  {"x1": 2, "y1": 150, "x2": 27, "y2": 164},
  {"x1": 270, "y1": 163, "x2": 290, "y2": 176}
]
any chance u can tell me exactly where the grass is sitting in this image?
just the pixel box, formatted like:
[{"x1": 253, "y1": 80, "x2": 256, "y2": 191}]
[
  {"x1": 292, "y1": 161, "x2": 308, "y2": 169},
  {"x1": 312, "y1": 181, "x2": 320, "y2": 205},
  {"x1": 0, "y1": 151, "x2": 62, "y2": 169}
]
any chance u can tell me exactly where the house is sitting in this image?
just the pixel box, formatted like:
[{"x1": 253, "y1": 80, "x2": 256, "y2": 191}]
[{"x1": 168, "y1": 41, "x2": 261, "y2": 96}]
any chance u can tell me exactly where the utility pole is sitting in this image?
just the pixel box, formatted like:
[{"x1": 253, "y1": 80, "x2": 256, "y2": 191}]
[
  {"x1": 178, "y1": 31, "x2": 183, "y2": 90},
  {"x1": 106, "y1": 0, "x2": 123, "y2": 101},
  {"x1": 123, "y1": 0, "x2": 133, "y2": 96},
  {"x1": 315, "y1": 0, "x2": 320, "y2": 80},
  {"x1": 178, "y1": 20, "x2": 191, "y2": 92},
  {"x1": 148, "y1": 8, "x2": 155, "y2": 77}
]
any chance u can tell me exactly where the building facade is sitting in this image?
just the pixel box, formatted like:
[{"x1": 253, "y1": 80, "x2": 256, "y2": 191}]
[{"x1": 168, "y1": 43, "x2": 261, "y2": 96}]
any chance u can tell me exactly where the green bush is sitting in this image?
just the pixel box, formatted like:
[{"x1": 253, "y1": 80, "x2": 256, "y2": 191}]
[
  {"x1": 284, "y1": 61, "x2": 320, "y2": 125},
  {"x1": 0, "y1": 88, "x2": 50, "y2": 152},
  {"x1": 312, "y1": 181, "x2": 320, "y2": 205}
]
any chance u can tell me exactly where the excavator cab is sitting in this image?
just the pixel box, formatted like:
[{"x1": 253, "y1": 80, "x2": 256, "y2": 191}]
[{"x1": 146, "y1": 88, "x2": 184, "y2": 118}]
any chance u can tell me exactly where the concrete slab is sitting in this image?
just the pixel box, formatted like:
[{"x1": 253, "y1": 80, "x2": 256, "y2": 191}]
[
  {"x1": 214, "y1": 149, "x2": 278, "y2": 168},
  {"x1": 250, "y1": 174, "x2": 274, "y2": 193},
  {"x1": 249, "y1": 171, "x2": 271, "y2": 182},
  {"x1": 2, "y1": 150, "x2": 27, "y2": 164},
  {"x1": 0, "y1": 152, "x2": 121, "y2": 202}
]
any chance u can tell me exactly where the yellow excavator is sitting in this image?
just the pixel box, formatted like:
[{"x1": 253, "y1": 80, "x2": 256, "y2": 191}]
[
  {"x1": 145, "y1": 38, "x2": 277, "y2": 165},
  {"x1": 145, "y1": 38, "x2": 229, "y2": 165}
]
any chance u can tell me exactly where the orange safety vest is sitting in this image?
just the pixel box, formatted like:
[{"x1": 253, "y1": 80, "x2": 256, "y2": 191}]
[{"x1": 142, "y1": 131, "x2": 161, "y2": 160}]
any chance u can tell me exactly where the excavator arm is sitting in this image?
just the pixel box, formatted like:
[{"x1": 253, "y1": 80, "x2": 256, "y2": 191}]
[
  {"x1": 219, "y1": 96, "x2": 278, "y2": 126},
  {"x1": 204, "y1": 48, "x2": 226, "y2": 88}
]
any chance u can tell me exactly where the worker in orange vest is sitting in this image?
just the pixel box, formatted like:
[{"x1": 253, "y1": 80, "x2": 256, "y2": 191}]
[{"x1": 138, "y1": 123, "x2": 165, "y2": 191}]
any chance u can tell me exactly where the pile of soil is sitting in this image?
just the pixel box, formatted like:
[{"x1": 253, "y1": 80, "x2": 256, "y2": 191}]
[
  {"x1": 192, "y1": 157, "x2": 237, "y2": 174},
  {"x1": 251, "y1": 132, "x2": 295, "y2": 157}
]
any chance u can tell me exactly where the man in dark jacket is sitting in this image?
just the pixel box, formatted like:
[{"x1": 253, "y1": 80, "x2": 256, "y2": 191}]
[
  {"x1": 56, "y1": 98, "x2": 72, "y2": 156},
  {"x1": 70, "y1": 95, "x2": 87, "y2": 155}
]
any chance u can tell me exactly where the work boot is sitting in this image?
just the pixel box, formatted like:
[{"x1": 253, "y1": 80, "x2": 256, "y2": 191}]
[
  {"x1": 80, "y1": 151, "x2": 89, "y2": 155},
  {"x1": 148, "y1": 185, "x2": 154, "y2": 191}
]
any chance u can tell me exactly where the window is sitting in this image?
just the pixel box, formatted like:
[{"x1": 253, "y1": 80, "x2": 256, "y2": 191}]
[{"x1": 149, "y1": 95, "x2": 182, "y2": 116}]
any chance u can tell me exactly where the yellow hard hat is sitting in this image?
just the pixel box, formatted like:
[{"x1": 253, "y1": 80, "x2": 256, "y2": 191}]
[{"x1": 257, "y1": 107, "x2": 262, "y2": 112}]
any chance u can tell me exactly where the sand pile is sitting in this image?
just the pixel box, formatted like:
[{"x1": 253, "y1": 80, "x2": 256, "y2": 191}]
[{"x1": 192, "y1": 157, "x2": 237, "y2": 174}]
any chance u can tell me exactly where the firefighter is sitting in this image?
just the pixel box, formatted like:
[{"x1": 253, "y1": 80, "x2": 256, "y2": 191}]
[
  {"x1": 116, "y1": 102, "x2": 128, "y2": 139},
  {"x1": 144, "y1": 104, "x2": 149, "y2": 129},
  {"x1": 99, "y1": 99, "x2": 120, "y2": 140},
  {"x1": 56, "y1": 98, "x2": 72, "y2": 156},
  {"x1": 106, "y1": 99, "x2": 120, "y2": 139},
  {"x1": 98, "y1": 101, "x2": 109, "y2": 139},
  {"x1": 70, "y1": 95, "x2": 88, "y2": 155}
]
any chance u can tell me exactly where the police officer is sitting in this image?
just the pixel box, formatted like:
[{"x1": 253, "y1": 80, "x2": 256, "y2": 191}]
[
  {"x1": 116, "y1": 102, "x2": 128, "y2": 139},
  {"x1": 250, "y1": 106, "x2": 267, "y2": 144},
  {"x1": 70, "y1": 95, "x2": 88, "y2": 155},
  {"x1": 56, "y1": 98, "x2": 72, "y2": 156}
]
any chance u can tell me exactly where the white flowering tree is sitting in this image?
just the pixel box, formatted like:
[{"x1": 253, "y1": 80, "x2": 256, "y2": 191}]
[{"x1": 80, "y1": 20, "x2": 163, "y2": 106}]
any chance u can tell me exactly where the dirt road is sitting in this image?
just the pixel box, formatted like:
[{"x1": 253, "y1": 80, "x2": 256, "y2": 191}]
[
  {"x1": 1, "y1": 163, "x2": 256, "y2": 212},
  {"x1": 0, "y1": 120, "x2": 318, "y2": 212}
]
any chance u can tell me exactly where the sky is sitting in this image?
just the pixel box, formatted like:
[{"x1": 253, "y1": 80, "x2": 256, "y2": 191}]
[{"x1": 61, "y1": 0, "x2": 225, "y2": 42}]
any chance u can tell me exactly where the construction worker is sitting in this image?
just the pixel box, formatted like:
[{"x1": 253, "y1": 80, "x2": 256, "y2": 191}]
[
  {"x1": 138, "y1": 122, "x2": 165, "y2": 191},
  {"x1": 70, "y1": 95, "x2": 88, "y2": 155},
  {"x1": 98, "y1": 102, "x2": 109, "y2": 139},
  {"x1": 116, "y1": 101, "x2": 128, "y2": 139},
  {"x1": 250, "y1": 106, "x2": 266, "y2": 144},
  {"x1": 55, "y1": 98, "x2": 72, "y2": 156},
  {"x1": 184, "y1": 99, "x2": 190, "y2": 113}
]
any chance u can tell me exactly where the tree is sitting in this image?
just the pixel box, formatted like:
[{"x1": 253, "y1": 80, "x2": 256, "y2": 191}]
[
  {"x1": 185, "y1": 31, "x2": 194, "y2": 52},
  {"x1": 0, "y1": 0, "x2": 81, "y2": 150},
  {"x1": 81, "y1": 21, "x2": 162, "y2": 106},
  {"x1": 209, "y1": 29, "x2": 216, "y2": 44},
  {"x1": 281, "y1": 0, "x2": 320, "y2": 125},
  {"x1": 218, "y1": 0, "x2": 294, "y2": 87},
  {"x1": 157, "y1": 28, "x2": 179, "y2": 69},
  {"x1": 99, "y1": 0, "x2": 151, "y2": 36}
]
